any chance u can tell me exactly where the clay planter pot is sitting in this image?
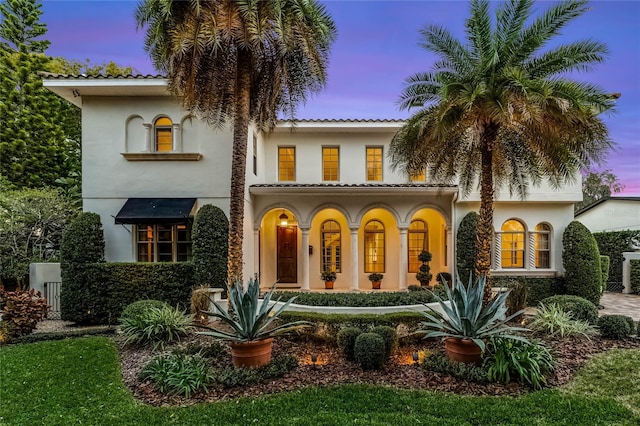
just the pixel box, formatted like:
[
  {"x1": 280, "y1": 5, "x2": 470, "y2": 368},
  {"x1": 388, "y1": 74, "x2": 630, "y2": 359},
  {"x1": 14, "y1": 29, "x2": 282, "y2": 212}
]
[
  {"x1": 229, "y1": 338, "x2": 274, "y2": 368},
  {"x1": 324, "y1": 281, "x2": 334, "y2": 290},
  {"x1": 371, "y1": 281, "x2": 381, "y2": 290},
  {"x1": 444, "y1": 337, "x2": 483, "y2": 365}
]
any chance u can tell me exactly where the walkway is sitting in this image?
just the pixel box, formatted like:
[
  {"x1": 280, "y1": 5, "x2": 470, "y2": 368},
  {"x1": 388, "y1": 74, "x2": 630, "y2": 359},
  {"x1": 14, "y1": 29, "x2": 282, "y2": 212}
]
[{"x1": 600, "y1": 292, "x2": 640, "y2": 322}]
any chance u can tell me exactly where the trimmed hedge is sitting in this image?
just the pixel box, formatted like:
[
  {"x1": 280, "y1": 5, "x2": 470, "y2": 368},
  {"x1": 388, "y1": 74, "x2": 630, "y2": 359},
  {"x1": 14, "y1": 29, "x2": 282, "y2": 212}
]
[
  {"x1": 597, "y1": 315, "x2": 632, "y2": 339},
  {"x1": 192, "y1": 205, "x2": 228, "y2": 288},
  {"x1": 354, "y1": 333, "x2": 386, "y2": 370},
  {"x1": 336, "y1": 327, "x2": 362, "y2": 361},
  {"x1": 539, "y1": 295, "x2": 599, "y2": 325},
  {"x1": 62, "y1": 262, "x2": 195, "y2": 325},
  {"x1": 9, "y1": 327, "x2": 116, "y2": 344},
  {"x1": 631, "y1": 259, "x2": 640, "y2": 294},
  {"x1": 593, "y1": 230, "x2": 640, "y2": 289},
  {"x1": 492, "y1": 276, "x2": 565, "y2": 306},
  {"x1": 272, "y1": 291, "x2": 435, "y2": 307},
  {"x1": 563, "y1": 221, "x2": 602, "y2": 306},
  {"x1": 456, "y1": 212, "x2": 479, "y2": 282}
]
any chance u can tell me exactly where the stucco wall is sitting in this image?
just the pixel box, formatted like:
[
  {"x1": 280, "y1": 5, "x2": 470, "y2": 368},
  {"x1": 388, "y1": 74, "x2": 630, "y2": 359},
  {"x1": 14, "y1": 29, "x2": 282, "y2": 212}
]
[{"x1": 577, "y1": 200, "x2": 640, "y2": 232}]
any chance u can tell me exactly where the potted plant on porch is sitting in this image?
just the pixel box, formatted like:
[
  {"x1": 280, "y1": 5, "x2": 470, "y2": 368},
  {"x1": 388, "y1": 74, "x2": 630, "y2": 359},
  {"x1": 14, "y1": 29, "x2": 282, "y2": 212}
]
[
  {"x1": 368, "y1": 273, "x2": 384, "y2": 289},
  {"x1": 417, "y1": 274, "x2": 528, "y2": 364},
  {"x1": 198, "y1": 277, "x2": 310, "y2": 368},
  {"x1": 321, "y1": 269, "x2": 337, "y2": 289}
]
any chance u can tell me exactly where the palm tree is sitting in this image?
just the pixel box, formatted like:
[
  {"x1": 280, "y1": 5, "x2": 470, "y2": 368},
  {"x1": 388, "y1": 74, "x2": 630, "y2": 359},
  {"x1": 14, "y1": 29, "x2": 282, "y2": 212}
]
[
  {"x1": 389, "y1": 0, "x2": 617, "y2": 299},
  {"x1": 136, "y1": 0, "x2": 336, "y2": 283}
]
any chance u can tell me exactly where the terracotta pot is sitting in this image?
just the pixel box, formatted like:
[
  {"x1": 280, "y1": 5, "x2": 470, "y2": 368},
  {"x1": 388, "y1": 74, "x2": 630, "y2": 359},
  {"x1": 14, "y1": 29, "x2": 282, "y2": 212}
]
[
  {"x1": 444, "y1": 337, "x2": 482, "y2": 365},
  {"x1": 229, "y1": 338, "x2": 274, "y2": 368},
  {"x1": 324, "y1": 281, "x2": 334, "y2": 290},
  {"x1": 371, "y1": 281, "x2": 381, "y2": 289}
]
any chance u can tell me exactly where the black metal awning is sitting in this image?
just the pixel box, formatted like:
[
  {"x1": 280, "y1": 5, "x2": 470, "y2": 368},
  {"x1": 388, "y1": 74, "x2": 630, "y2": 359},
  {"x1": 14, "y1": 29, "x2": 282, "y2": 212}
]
[{"x1": 114, "y1": 198, "x2": 196, "y2": 224}]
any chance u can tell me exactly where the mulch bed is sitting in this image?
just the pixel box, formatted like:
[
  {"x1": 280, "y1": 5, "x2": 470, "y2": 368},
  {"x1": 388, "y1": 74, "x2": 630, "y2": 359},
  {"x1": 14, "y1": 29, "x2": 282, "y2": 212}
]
[{"x1": 118, "y1": 333, "x2": 640, "y2": 407}]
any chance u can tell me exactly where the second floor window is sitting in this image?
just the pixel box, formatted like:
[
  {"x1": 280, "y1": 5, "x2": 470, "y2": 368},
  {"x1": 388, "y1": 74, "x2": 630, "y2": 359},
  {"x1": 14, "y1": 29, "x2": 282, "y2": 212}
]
[
  {"x1": 154, "y1": 117, "x2": 173, "y2": 152},
  {"x1": 278, "y1": 147, "x2": 296, "y2": 181},
  {"x1": 322, "y1": 147, "x2": 339, "y2": 181},
  {"x1": 366, "y1": 147, "x2": 383, "y2": 181},
  {"x1": 321, "y1": 220, "x2": 341, "y2": 272}
]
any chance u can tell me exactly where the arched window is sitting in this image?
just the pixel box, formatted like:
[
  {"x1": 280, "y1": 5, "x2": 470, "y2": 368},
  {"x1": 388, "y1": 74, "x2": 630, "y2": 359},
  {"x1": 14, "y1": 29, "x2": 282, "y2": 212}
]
[
  {"x1": 501, "y1": 219, "x2": 525, "y2": 268},
  {"x1": 535, "y1": 223, "x2": 551, "y2": 268},
  {"x1": 321, "y1": 220, "x2": 341, "y2": 273},
  {"x1": 154, "y1": 117, "x2": 173, "y2": 152},
  {"x1": 408, "y1": 220, "x2": 428, "y2": 273},
  {"x1": 364, "y1": 220, "x2": 385, "y2": 273}
]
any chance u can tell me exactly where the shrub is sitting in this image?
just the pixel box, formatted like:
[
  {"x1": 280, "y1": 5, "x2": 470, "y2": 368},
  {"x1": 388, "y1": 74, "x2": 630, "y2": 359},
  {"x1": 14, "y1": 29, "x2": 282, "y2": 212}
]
[
  {"x1": 140, "y1": 352, "x2": 212, "y2": 398},
  {"x1": 415, "y1": 251, "x2": 432, "y2": 285},
  {"x1": 563, "y1": 221, "x2": 602, "y2": 306},
  {"x1": 213, "y1": 355, "x2": 298, "y2": 388},
  {"x1": 599, "y1": 255, "x2": 610, "y2": 294},
  {"x1": 354, "y1": 332, "x2": 386, "y2": 370},
  {"x1": 502, "y1": 278, "x2": 529, "y2": 317},
  {"x1": 539, "y1": 295, "x2": 599, "y2": 325},
  {"x1": 435, "y1": 272, "x2": 452, "y2": 287},
  {"x1": 593, "y1": 230, "x2": 640, "y2": 290},
  {"x1": 484, "y1": 337, "x2": 554, "y2": 390},
  {"x1": 120, "y1": 299, "x2": 170, "y2": 321},
  {"x1": 631, "y1": 259, "x2": 640, "y2": 294},
  {"x1": 192, "y1": 205, "x2": 228, "y2": 288},
  {"x1": 638, "y1": 320, "x2": 640, "y2": 337},
  {"x1": 456, "y1": 212, "x2": 479, "y2": 282},
  {"x1": 337, "y1": 327, "x2": 362, "y2": 361},
  {"x1": 371, "y1": 325, "x2": 398, "y2": 360},
  {"x1": 408, "y1": 284, "x2": 426, "y2": 292},
  {"x1": 120, "y1": 305, "x2": 193, "y2": 349},
  {"x1": 9, "y1": 328, "x2": 115, "y2": 344},
  {"x1": 422, "y1": 352, "x2": 487, "y2": 383},
  {"x1": 0, "y1": 288, "x2": 49, "y2": 339},
  {"x1": 597, "y1": 315, "x2": 632, "y2": 339},
  {"x1": 190, "y1": 287, "x2": 210, "y2": 324},
  {"x1": 272, "y1": 291, "x2": 435, "y2": 307},
  {"x1": 530, "y1": 303, "x2": 594, "y2": 338},
  {"x1": 61, "y1": 262, "x2": 196, "y2": 325}
]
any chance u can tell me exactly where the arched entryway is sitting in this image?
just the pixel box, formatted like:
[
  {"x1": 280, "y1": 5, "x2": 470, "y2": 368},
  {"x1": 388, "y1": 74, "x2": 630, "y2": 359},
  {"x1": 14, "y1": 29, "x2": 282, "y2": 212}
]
[{"x1": 406, "y1": 208, "x2": 448, "y2": 286}]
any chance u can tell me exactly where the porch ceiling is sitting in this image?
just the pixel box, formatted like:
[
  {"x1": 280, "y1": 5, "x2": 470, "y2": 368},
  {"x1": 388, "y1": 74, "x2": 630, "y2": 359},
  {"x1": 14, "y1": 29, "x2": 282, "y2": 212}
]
[{"x1": 249, "y1": 183, "x2": 458, "y2": 196}]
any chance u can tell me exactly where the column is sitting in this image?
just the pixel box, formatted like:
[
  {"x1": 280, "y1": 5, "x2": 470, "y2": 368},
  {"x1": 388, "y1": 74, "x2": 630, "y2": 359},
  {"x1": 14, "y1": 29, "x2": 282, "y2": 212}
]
[
  {"x1": 527, "y1": 232, "x2": 536, "y2": 270},
  {"x1": 253, "y1": 228, "x2": 260, "y2": 280},
  {"x1": 399, "y1": 228, "x2": 408, "y2": 291},
  {"x1": 445, "y1": 225, "x2": 453, "y2": 271},
  {"x1": 142, "y1": 123, "x2": 152, "y2": 152},
  {"x1": 493, "y1": 232, "x2": 502, "y2": 270},
  {"x1": 172, "y1": 123, "x2": 182, "y2": 152},
  {"x1": 350, "y1": 228, "x2": 359, "y2": 291},
  {"x1": 301, "y1": 228, "x2": 310, "y2": 291}
]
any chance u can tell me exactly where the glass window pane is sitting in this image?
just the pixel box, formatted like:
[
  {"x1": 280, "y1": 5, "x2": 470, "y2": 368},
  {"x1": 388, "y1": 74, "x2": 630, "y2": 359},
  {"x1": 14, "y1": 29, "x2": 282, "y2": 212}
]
[
  {"x1": 364, "y1": 220, "x2": 385, "y2": 273},
  {"x1": 366, "y1": 147, "x2": 383, "y2": 181},
  {"x1": 322, "y1": 147, "x2": 339, "y2": 181},
  {"x1": 501, "y1": 219, "x2": 525, "y2": 268},
  {"x1": 321, "y1": 220, "x2": 341, "y2": 272},
  {"x1": 278, "y1": 147, "x2": 296, "y2": 181}
]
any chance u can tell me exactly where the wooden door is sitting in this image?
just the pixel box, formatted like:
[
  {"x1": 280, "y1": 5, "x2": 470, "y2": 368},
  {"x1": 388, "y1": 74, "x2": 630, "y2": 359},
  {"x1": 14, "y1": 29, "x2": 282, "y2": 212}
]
[{"x1": 277, "y1": 226, "x2": 297, "y2": 283}]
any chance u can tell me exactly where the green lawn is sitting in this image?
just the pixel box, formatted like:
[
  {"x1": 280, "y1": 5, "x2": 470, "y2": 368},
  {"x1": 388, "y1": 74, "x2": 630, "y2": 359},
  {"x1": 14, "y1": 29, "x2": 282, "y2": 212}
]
[{"x1": 1, "y1": 337, "x2": 639, "y2": 425}]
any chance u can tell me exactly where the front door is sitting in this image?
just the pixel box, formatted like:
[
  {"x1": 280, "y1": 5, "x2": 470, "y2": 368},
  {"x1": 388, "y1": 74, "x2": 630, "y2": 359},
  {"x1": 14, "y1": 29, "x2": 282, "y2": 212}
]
[{"x1": 277, "y1": 226, "x2": 297, "y2": 283}]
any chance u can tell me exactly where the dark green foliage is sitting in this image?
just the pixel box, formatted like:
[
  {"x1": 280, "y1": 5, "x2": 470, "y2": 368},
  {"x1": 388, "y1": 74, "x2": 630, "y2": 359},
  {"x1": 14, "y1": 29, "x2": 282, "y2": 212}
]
[
  {"x1": 140, "y1": 352, "x2": 213, "y2": 398},
  {"x1": 422, "y1": 352, "x2": 488, "y2": 383},
  {"x1": 492, "y1": 276, "x2": 565, "y2": 306},
  {"x1": 501, "y1": 278, "x2": 529, "y2": 317},
  {"x1": 435, "y1": 272, "x2": 452, "y2": 286},
  {"x1": 630, "y1": 259, "x2": 640, "y2": 294},
  {"x1": 9, "y1": 327, "x2": 115, "y2": 344},
  {"x1": 59, "y1": 212, "x2": 105, "y2": 269},
  {"x1": 336, "y1": 327, "x2": 362, "y2": 361},
  {"x1": 597, "y1": 315, "x2": 632, "y2": 339},
  {"x1": 563, "y1": 221, "x2": 602, "y2": 306},
  {"x1": 61, "y1": 262, "x2": 195, "y2": 325},
  {"x1": 540, "y1": 295, "x2": 599, "y2": 325},
  {"x1": 120, "y1": 305, "x2": 192, "y2": 349},
  {"x1": 593, "y1": 230, "x2": 640, "y2": 289},
  {"x1": 456, "y1": 212, "x2": 478, "y2": 282},
  {"x1": 272, "y1": 291, "x2": 434, "y2": 307},
  {"x1": 192, "y1": 205, "x2": 228, "y2": 288},
  {"x1": 576, "y1": 170, "x2": 625, "y2": 212},
  {"x1": 408, "y1": 284, "x2": 426, "y2": 292},
  {"x1": 637, "y1": 320, "x2": 640, "y2": 337},
  {"x1": 484, "y1": 337, "x2": 554, "y2": 390},
  {"x1": 120, "y1": 299, "x2": 170, "y2": 322},
  {"x1": 179, "y1": 340, "x2": 226, "y2": 362},
  {"x1": 213, "y1": 355, "x2": 298, "y2": 388},
  {"x1": 416, "y1": 251, "x2": 432, "y2": 284},
  {"x1": 354, "y1": 333, "x2": 386, "y2": 370},
  {"x1": 599, "y1": 255, "x2": 610, "y2": 293},
  {"x1": 371, "y1": 326, "x2": 397, "y2": 360},
  {"x1": 0, "y1": 0, "x2": 49, "y2": 53}
]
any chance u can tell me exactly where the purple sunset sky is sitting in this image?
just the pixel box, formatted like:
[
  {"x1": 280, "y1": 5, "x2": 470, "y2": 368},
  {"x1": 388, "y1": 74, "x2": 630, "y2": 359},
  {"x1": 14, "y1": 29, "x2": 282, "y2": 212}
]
[{"x1": 41, "y1": 0, "x2": 639, "y2": 194}]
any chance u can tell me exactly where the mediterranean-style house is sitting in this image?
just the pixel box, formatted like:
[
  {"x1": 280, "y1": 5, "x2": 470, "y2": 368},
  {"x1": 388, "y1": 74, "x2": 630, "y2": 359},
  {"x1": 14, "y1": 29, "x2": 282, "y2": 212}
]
[
  {"x1": 43, "y1": 74, "x2": 581, "y2": 291},
  {"x1": 575, "y1": 196, "x2": 640, "y2": 233}
]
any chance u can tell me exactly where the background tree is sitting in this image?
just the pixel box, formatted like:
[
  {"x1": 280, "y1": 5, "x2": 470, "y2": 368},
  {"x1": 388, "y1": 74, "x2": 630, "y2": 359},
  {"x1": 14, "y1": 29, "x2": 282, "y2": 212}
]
[
  {"x1": 0, "y1": 0, "x2": 49, "y2": 53},
  {"x1": 575, "y1": 169, "x2": 625, "y2": 211},
  {"x1": 136, "y1": 0, "x2": 336, "y2": 283},
  {"x1": 389, "y1": 0, "x2": 616, "y2": 299}
]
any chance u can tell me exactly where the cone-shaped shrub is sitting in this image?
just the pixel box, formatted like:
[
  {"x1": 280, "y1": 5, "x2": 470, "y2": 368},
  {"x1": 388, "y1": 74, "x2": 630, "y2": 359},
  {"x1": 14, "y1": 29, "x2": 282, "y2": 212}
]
[{"x1": 562, "y1": 221, "x2": 602, "y2": 306}]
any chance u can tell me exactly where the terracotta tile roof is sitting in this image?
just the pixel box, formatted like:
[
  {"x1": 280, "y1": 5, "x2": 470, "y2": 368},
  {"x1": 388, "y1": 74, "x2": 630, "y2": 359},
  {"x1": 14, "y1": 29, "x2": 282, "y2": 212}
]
[
  {"x1": 277, "y1": 118, "x2": 405, "y2": 124},
  {"x1": 39, "y1": 72, "x2": 165, "y2": 79},
  {"x1": 250, "y1": 183, "x2": 456, "y2": 189}
]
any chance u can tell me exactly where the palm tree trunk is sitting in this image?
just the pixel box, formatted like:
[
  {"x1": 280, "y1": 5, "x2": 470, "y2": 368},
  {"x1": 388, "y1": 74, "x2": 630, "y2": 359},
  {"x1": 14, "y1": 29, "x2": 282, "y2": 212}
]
[
  {"x1": 475, "y1": 124, "x2": 498, "y2": 302},
  {"x1": 227, "y1": 50, "x2": 251, "y2": 286}
]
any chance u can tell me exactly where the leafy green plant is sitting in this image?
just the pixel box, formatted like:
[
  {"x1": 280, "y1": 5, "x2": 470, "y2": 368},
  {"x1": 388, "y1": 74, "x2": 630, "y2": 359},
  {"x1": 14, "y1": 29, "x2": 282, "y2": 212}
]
[
  {"x1": 368, "y1": 273, "x2": 383, "y2": 282},
  {"x1": 631, "y1": 259, "x2": 640, "y2": 294},
  {"x1": 502, "y1": 279, "x2": 529, "y2": 317},
  {"x1": 530, "y1": 303, "x2": 594, "y2": 338},
  {"x1": 213, "y1": 354, "x2": 298, "y2": 388},
  {"x1": 415, "y1": 251, "x2": 432, "y2": 285},
  {"x1": 435, "y1": 272, "x2": 452, "y2": 287},
  {"x1": 272, "y1": 290, "x2": 435, "y2": 307},
  {"x1": 192, "y1": 204, "x2": 228, "y2": 288},
  {"x1": 354, "y1": 332, "x2": 386, "y2": 370},
  {"x1": 0, "y1": 288, "x2": 49, "y2": 339},
  {"x1": 120, "y1": 299, "x2": 169, "y2": 321},
  {"x1": 422, "y1": 352, "x2": 488, "y2": 383},
  {"x1": 418, "y1": 275, "x2": 528, "y2": 352},
  {"x1": 337, "y1": 327, "x2": 362, "y2": 361},
  {"x1": 563, "y1": 221, "x2": 602, "y2": 306},
  {"x1": 371, "y1": 326, "x2": 397, "y2": 360},
  {"x1": 408, "y1": 284, "x2": 426, "y2": 292},
  {"x1": 198, "y1": 277, "x2": 310, "y2": 342},
  {"x1": 456, "y1": 212, "x2": 479, "y2": 283},
  {"x1": 321, "y1": 270, "x2": 337, "y2": 282},
  {"x1": 593, "y1": 230, "x2": 640, "y2": 290},
  {"x1": 140, "y1": 352, "x2": 213, "y2": 398},
  {"x1": 483, "y1": 337, "x2": 554, "y2": 390},
  {"x1": 540, "y1": 295, "x2": 599, "y2": 325},
  {"x1": 597, "y1": 315, "x2": 632, "y2": 339},
  {"x1": 120, "y1": 305, "x2": 193, "y2": 349}
]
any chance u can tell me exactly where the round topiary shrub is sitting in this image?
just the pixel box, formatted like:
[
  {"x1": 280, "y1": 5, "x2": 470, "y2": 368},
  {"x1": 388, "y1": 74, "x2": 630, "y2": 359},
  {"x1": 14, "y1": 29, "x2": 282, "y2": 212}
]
[
  {"x1": 562, "y1": 221, "x2": 602, "y2": 306},
  {"x1": 354, "y1": 332, "x2": 386, "y2": 370},
  {"x1": 192, "y1": 205, "x2": 228, "y2": 288},
  {"x1": 539, "y1": 295, "x2": 598, "y2": 325},
  {"x1": 597, "y1": 315, "x2": 631, "y2": 339},
  {"x1": 371, "y1": 325, "x2": 398, "y2": 360},
  {"x1": 120, "y1": 299, "x2": 170, "y2": 321},
  {"x1": 337, "y1": 327, "x2": 363, "y2": 362}
]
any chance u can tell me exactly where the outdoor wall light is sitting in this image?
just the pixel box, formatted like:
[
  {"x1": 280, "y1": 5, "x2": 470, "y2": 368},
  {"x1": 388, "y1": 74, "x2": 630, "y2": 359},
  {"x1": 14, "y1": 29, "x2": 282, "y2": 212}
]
[
  {"x1": 412, "y1": 352, "x2": 419, "y2": 365},
  {"x1": 311, "y1": 353, "x2": 318, "y2": 369},
  {"x1": 279, "y1": 210, "x2": 289, "y2": 226}
]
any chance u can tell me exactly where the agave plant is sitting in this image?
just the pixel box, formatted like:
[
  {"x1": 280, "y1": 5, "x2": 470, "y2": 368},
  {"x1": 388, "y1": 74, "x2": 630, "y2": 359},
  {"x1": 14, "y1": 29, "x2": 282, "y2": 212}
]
[
  {"x1": 197, "y1": 277, "x2": 309, "y2": 342},
  {"x1": 418, "y1": 275, "x2": 529, "y2": 352}
]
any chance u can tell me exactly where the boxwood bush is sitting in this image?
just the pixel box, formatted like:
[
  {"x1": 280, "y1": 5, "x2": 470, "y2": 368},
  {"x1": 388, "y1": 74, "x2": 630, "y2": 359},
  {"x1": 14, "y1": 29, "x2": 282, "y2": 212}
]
[
  {"x1": 597, "y1": 315, "x2": 632, "y2": 339},
  {"x1": 563, "y1": 221, "x2": 602, "y2": 306},
  {"x1": 272, "y1": 291, "x2": 435, "y2": 307},
  {"x1": 336, "y1": 327, "x2": 362, "y2": 361},
  {"x1": 354, "y1": 333, "x2": 386, "y2": 370},
  {"x1": 539, "y1": 295, "x2": 599, "y2": 325},
  {"x1": 120, "y1": 299, "x2": 170, "y2": 321},
  {"x1": 456, "y1": 212, "x2": 479, "y2": 282},
  {"x1": 192, "y1": 205, "x2": 228, "y2": 288},
  {"x1": 371, "y1": 325, "x2": 397, "y2": 360},
  {"x1": 631, "y1": 259, "x2": 640, "y2": 294}
]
